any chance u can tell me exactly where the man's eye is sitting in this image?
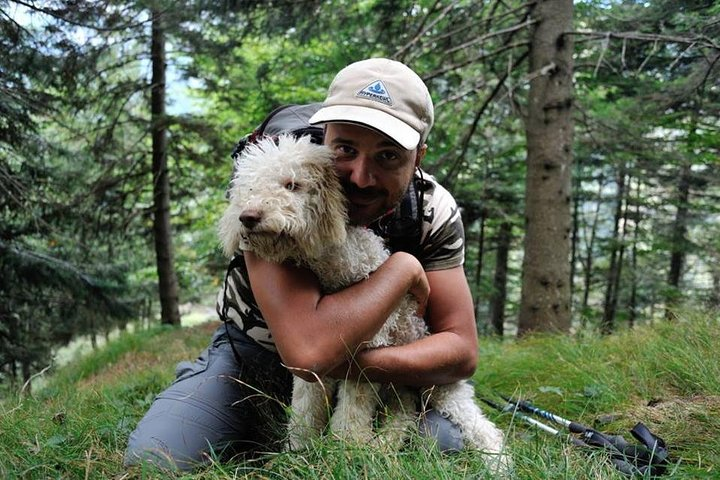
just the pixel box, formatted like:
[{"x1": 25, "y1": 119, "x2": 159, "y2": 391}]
[
  {"x1": 376, "y1": 151, "x2": 403, "y2": 168},
  {"x1": 334, "y1": 145, "x2": 356, "y2": 158}
]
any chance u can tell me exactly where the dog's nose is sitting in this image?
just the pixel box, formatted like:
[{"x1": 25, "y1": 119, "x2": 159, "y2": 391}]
[{"x1": 239, "y1": 210, "x2": 262, "y2": 229}]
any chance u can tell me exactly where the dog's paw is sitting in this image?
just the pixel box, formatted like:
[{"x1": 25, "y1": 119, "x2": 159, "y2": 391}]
[{"x1": 484, "y1": 450, "x2": 513, "y2": 479}]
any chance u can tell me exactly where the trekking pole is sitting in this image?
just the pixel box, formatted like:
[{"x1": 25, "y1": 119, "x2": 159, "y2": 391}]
[
  {"x1": 500, "y1": 395, "x2": 588, "y2": 435},
  {"x1": 499, "y1": 395, "x2": 670, "y2": 477},
  {"x1": 481, "y1": 398, "x2": 589, "y2": 447}
]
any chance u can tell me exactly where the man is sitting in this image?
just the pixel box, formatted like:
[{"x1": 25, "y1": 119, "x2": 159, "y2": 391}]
[{"x1": 125, "y1": 58, "x2": 478, "y2": 471}]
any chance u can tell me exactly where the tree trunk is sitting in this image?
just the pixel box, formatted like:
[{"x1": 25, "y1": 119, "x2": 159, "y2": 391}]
[
  {"x1": 581, "y1": 175, "x2": 604, "y2": 323},
  {"x1": 628, "y1": 178, "x2": 641, "y2": 329},
  {"x1": 601, "y1": 165, "x2": 627, "y2": 335},
  {"x1": 473, "y1": 210, "x2": 486, "y2": 331},
  {"x1": 517, "y1": 0, "x2": 574, "y2": 336},
  {"x1": 9, "y1": 360, "x2": 17, "y2": 388},
  {"x1": 665, "y1": 161, "x2": 691, "y2": 320},
  {"x1": 151, "y1": 10, "x2": 181, "y2": 326},
  {"x1": 21, "y1": 360, "x2": 31, "y2": 395},
  {"x1": 4, "y1": 302, "x2": 18, "y2": 388},
  {"x1": 570, "y1": 160, "x2": 581, "y2": 314},
  {"x1": 489, "y1": 221, "x2": 512, "y2": 336},
  {"x1": 711, "y1": 268, "x2": 720, "y2": 309}
]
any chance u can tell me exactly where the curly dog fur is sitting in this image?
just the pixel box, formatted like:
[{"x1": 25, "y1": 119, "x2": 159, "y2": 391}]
[{"x1": 219, "y1": 134, "x2": 510, "y2": 474}]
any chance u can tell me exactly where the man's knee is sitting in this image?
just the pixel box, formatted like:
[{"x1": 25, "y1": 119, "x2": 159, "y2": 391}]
[
  {"x1": 123, "y1": 327, "x2": 291, "y2": 471},
  {"x1": 418, "y1": 409, "x2": 464, "y2": 452},
  {"x1": 124, "y1": 428, "x2": 192, "y2": 472}
]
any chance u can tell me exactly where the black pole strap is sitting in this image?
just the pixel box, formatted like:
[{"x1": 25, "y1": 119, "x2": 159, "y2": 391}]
[{"x1": 489, "y1": 395, "x2": 671, "y2": 476}]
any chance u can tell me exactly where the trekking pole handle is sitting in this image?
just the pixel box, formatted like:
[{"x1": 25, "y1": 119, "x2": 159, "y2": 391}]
[
  {"x1": 498, "y1": 394, "x2": 671, "y2": 477},
  {"x1": 513, "y1": 410, "x2": 563, "y2": 435},
  {"x1": 482, "y1": 399, "x2": 561, "y2": 435},
  {"x1": 502, "y1": 395, "x2": 590, "y2": 433},
  {"x1": 483, "y1": 398, "x2": 590, "y2": 447}
]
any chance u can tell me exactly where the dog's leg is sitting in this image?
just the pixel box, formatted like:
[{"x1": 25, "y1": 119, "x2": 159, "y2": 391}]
[
  {"x1": 427, "y1": 382, "x2": 512, "y2": 477},
  {"x1": 374, "y1": 385, "x2": 417, "y2": 451},
  {"x1": 287, "y1": 377, "x2": 334, "y2": 450},
  {"x1": 330, "y1": 380, "x2": 379, "y2": 443}
]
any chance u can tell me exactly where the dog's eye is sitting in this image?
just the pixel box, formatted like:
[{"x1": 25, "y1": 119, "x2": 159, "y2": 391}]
[{"x1": 284, "y1": 181, "x2": 299, "y2": 191}]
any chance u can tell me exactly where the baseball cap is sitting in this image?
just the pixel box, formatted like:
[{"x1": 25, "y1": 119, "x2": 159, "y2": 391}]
[{"x1": 309, "y1": 58, "x2": 434, "y2": 150}]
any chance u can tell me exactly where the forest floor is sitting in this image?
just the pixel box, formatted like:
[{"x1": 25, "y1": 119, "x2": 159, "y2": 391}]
[{"x1": 1, "y1": 309, "x2": 719, "y2": 479}]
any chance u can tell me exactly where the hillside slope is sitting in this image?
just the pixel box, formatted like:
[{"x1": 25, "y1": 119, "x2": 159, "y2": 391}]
[{"x1": 1, "y1": 312, "x2": 718, "y2": 479}]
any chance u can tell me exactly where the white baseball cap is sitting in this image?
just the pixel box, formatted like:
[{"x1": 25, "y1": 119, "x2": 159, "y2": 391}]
[{"x1": 309, "y1": 58, "x2": 434, "y2": 150}]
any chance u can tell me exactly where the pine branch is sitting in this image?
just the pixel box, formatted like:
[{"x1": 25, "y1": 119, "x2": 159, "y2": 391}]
[
  {"x1": 566, "y1": 30, "x2": 720, "y2": 51},
  {"x1": 424, "y1": 41, "x2": 530, "y2": 81},
  {"x1": 0, "y1": 4, "x2": 33, "y2": 36},
  {"x1": 439, "y1": 53, "x2": 527, "y2": 187},
  {"x1": 0, "y1": 240, "x2": 101, "y2": 289},
  {"x1": 444, "y1": 18, "x2": 536, "y2": 56},
  {"x1": 422, "y1": 0, "x2": 536, "y2": 47},
  {"x1": 10, "y1": 0, "x2": 150, "y2": 32},
  {"x1": 393, "y1": 0, "x2": 451, "y2": 60}
]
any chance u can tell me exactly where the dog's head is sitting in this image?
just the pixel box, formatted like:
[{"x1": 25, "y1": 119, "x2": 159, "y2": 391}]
[{"x1": 219, "y1": 134, "x2": 348, "y2": 263}]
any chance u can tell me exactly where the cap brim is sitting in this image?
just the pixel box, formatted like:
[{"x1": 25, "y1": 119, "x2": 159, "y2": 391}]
[{"x1": 309, "y1": 105, "x2": 420, "y2": 150}]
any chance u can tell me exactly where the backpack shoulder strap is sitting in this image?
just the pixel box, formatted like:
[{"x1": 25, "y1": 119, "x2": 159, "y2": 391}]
[{"x1": 371, "y1": 174, "x2": 423, "y2": 256}]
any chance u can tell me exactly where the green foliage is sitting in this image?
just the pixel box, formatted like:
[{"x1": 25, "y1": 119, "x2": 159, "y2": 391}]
[
  {"x1": 569, "y1": 0, "x2": 720, "y2": 328},
  {"x1": 2, "y1": 1, "x2": 719, "y2": 476},
  {"x1": 475, "y1": 310, "x2": 720, "y2": 478},
  {"x1": 3, "y1": 311, "x2": 720, "y2": 478},
  {"x1": 2, "y1": 0, "x2": 719, "y2": 387}
]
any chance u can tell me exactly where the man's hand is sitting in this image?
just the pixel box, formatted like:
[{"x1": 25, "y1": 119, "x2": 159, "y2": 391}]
[
  {"x1": 388, "y1": 251, "x2": 430, "y2": 317},
  {"x1": 324, "y1": 265, "x2": 478, "y2": 387}
]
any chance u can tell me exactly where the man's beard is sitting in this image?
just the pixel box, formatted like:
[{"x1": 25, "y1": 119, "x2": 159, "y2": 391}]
[{"x1": 341, "y1": 179, "x2": 410, "y2": 226}]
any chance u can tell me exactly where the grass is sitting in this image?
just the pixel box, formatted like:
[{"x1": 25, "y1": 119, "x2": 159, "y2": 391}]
[{"x1": 1, "y1": 310, "x2": 719, "y2": 479}]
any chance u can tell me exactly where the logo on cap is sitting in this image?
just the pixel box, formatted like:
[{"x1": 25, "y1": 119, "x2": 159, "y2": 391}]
[{"x1": 356, "y1": 80, "x2": 393, "y2": 106}]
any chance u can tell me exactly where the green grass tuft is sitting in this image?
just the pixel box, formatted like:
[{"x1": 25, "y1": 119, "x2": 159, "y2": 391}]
[{"x1": 1, "y1": 310, "x2": 719, "y2": 479}]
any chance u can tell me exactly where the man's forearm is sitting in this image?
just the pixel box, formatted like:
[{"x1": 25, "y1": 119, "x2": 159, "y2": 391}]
[
  {"x1": 328, "y1": 331, "x2": 477, "y2": 387},
  {"x1": 248, "y1": 250, "x2": 430, "y2": 380}
]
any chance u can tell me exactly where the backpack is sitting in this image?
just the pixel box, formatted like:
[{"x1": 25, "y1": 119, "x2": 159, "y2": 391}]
[
  {"x1": 228, "y1": 103, "x2": 423, "y2": 256},
  {"x1": 230, "y1": 103, "x2": 325, "y2": 163}
]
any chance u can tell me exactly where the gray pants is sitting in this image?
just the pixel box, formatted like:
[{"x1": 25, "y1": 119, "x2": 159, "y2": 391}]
[{"x1": 124, "y1": 322, "x2": 463, "y2": 471}]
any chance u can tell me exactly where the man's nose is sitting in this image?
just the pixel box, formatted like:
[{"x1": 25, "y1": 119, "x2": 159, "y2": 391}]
[{"x1": 343, "y1": 155, "x2": 376, "y2": 189}]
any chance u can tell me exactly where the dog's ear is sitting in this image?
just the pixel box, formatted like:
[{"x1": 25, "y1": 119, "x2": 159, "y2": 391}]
[
  {"x1": 218, "y1": 197, "x2": 243, "y2": 257},
  {"x1": 303, "y1": 152, "x2": 348, "y2": 251}
]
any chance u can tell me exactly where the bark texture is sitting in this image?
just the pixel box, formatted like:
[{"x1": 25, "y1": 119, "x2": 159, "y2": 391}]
[
  {"x1": 151, "y1": 10, "x2": 181, "y2": 326},
  {"x1": 489, "y1": 221, "x2": 512, "y2": 336},
  {"x1": 665, "y1": 161, "x2": 691, "y2": 320},
  {"x1": 517, "y1": 0, "x2": 574, "y2": 336}
]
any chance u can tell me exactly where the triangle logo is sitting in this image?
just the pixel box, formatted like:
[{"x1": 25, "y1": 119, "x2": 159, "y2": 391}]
[{"x1": 356, "y1": 80, "x2": 393, "y2": 106}]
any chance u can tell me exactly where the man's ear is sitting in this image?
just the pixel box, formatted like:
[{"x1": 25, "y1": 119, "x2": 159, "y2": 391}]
[{"x1": 415, "y1": 144, "x2": 427, "y2": 168}]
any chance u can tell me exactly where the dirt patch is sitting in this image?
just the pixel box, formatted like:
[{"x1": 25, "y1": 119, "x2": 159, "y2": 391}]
[
  {"x1": 623, "y1": 395, "x2": 720, "y2": 448},
  {"x1": 185, "y1": 320, "x2": 220, "y2": 336},
  {"x1": 77, "y1": 321, "x2": 221, "y2": 389},
  {"x1": 638, "y1": 395, "x2": 720, "y2": 422},
  {"x1": 78, "y1": 348, "x2": 177, "y2": 390}
]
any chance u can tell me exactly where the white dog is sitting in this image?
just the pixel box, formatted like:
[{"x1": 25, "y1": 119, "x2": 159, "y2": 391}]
[{"x1": 219, "y1": 134, "x2": 510, "y2": 474}]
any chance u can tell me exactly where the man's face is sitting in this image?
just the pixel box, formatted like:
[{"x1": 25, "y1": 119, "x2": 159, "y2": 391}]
[{"x1": 324, "y1": 123, "x2": 424, "y2": 226}]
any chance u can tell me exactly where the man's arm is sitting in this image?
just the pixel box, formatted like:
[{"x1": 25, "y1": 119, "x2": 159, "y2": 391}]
[
  {"x1": 332, "y1": 265, "x2": 478, "y2": 387},
  {"x1": 244, "y1": 250, "x2": 430, "y2": 382}
]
